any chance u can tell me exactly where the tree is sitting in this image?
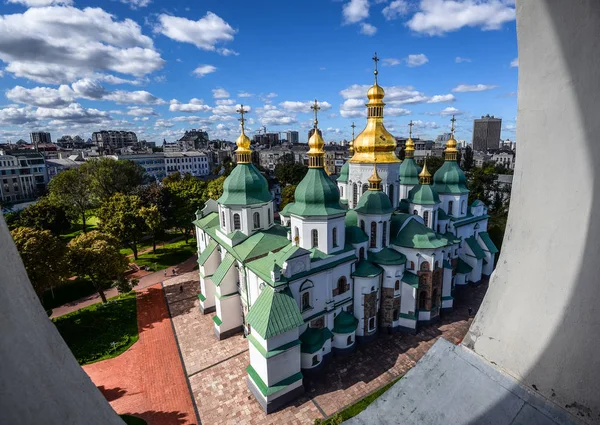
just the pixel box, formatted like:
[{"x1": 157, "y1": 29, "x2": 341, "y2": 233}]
[
  {"x1": 467, "y1": 163, "x2": 498, "y2": 205},
  {"x1": 81, "y1": 158, "x2": 146, "y2": 201},
  {"x1": 10, "y1": 227, "x2": 69, "y2": 302},
  {"x1": 279, "y1": 185, "x2": 296, "y2": 210},
  {"x1": 205, "y1": 175, "x2": 226, "y2": 201},
  {"x1": 67, "y1": 231, "x2": 129, "y2": 303},
  {"x1": 275, "y1": 157, "x2": 308, "y2": 186},
  {"x1": 18, "y1": 197, "x2": 71, "y2": 235},
  {"x1": 419, "y1": 156, "x2": 445, "y2": 176},
  {"x1": 398, "y1": 148, "x2": 406, "y2": 161},
  {"x1": 48, "y1": 168, "x2": 95, "y2": 233},
  {"x1": 98, "y1": 193, "x2": 146, "y2": 259},
  {"x1": 463, "y1": 145, "x2": 474, "y2": 171},
  {"x1": 140, "y1": 205, "x2": 163, "y2": 253},
  {"x1": 456, "y1": 148, "x2": 463, "y2": 166},
  {"x1": 164, "y1": 174, "x2": 206, "y2": 242}
]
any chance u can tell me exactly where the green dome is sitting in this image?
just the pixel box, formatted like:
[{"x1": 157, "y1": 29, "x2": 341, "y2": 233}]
[
  {"x1": 345, "y1": 209, "x2": 358, "y2": 227},
  {"x1": 333, "y1": 311, "x2": 358, "y2": 334},
  {"x1": 337, "y1": 162, "x2": 349, "y2": 183},
  {"x1": 280, "y1": 202, "x2": 293, "y2": 217},
  {"x1": 407, "y1": 184, "x2": 441, "y2": 205},
  {"x1": 288, "y1": 168, "x2": 345, "y2": 216},
  {"x1": 354, "y1": 190, "x2": 394, "y2": 215},
  {"x1": 399, "y1": 158, "x2": 421, "y2": 186},
  {"x1": 432, "y1": 161, "x2": 469, "y2": 194},
  {"x1": 218, "y1": 163, "x2": 272, "y2": 206}
]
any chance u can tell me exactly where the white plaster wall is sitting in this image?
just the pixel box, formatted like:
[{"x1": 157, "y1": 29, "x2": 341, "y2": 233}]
[
  {"x1": 439, "y1": 194, "x2": 467, "y2": 218},
  {"x1": 333, "y1": 331, "x2": 355, "y2": 349},
  {"x1": 246, "y1": 270, "x2": 263, "y2": 306},
  {"x1": 218, "y1": 264, "x2": 239, "y2": 296},
  {"x1": 266, "y1": 345, "x2": 301, "y2": 386},
  {"x1": 349, "y1": 163, "x2": 400, "y2": 208},
  {"x1": 399, "y1": 183, "x2": 416, "y2": 201},
  {"x1": 356, "y1": 213, "x2": 391, "y2": 250},
  {"x1": 202, "y1": 248, "x2": 220, "y2": 277},
  {"x1": 216, "y1": 294, "x2": 242, "y2": 333},
  {"x1": 264, "y1": 328, "x2": 299, "y2": 351},
  {"x1": 249, "y1": 344, "x2": 269, "y2": 385},
  {"x1": 289, "y1": 215, "x2": 345, "y2": 254},
  {"x1": 400, "y1": 284, "x2": 416, "y2": 316},
  {"x1": 265, "y1": 379, "x2": 303, "y2": 403},
  {"x1": 200, "y1": 276, "x2": 216, "y2": 309},
  {"x1": 409, "y1": 204, "x2": 438, "y2": 229}
]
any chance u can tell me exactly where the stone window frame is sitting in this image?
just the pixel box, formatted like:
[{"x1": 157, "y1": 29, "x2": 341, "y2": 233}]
[
  {"x1": 368, "y1": 316, "x2": 376, "y2": 332},
  {"x1": 233, "y1": 213, "x2": 241, "y2": 230}
]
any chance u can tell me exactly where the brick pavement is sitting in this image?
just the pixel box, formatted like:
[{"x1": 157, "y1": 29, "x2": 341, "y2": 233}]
[
  {"x1": 84, "y1": 284, "x2": 198, "y2": 425},
  {"x1": 164, "y1": 270, "x2": 488, "y2": 425}
]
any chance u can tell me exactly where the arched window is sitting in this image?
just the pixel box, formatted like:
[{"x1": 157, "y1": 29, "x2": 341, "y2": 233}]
[
  {"x1": 395, "y1": 280, "x2": 400, "y2": 290},
  {"x1": 370, "y1": 222, "x2": 377, "y2": 248},
  {"x1": 301, "y1": 291, "x2": 311, "y2": 311},
  {"x1": 359, "y1": 247, "x2": 365, "y2": 260},
  {"x1": 413, "y1": 210, "x2": 418, "y2": 215},
  {"x1": 360, "y1": 220, "x2": 365, "y2": 232},
  {"x1": 410, "y1": 261, "x2": 415, "y2": 270},
  {"x1": 311, "y1": 229, "x2": 319, "y2": 248},
  {"x1": 268, "y1": 208, "x2": 272, "y2": 224},
  {"x1": 420, "y1": 262, "x2": 430, "y2": 271},
  {"x1": 474, "y1": 223, "x2": 480, "y2": 237},
  {"x1": 340, "y1": 186, "x2": 344, "y2": 197},
  {"x1": 448, "y1": 200, "x2": 454, "y2": 216},
  {"x1": 352, "y1": 183, "x2": 358, "y2": 206},
  {"x1": 435, "y1": 260, "x2": 439, "y2": 269},
  {"x1": 419, "y1": 291, "x2": 427, "y2": 310},
  {"x1": 461, "y1": 200, "x2": 466, "y2": 214},
  {"x1": 437, "y1": 224, "x2": 441, "y2": 233},
  {"x1": 423, "y1": 210, "x2": 429, "y2": 226},
  {"x1": 362, "y1": 184, "x2": 368, "y2": 194},
  {"x1": 347, "y1": 335, "x2": 353, "y2": 346},
  {"x1": 233, "y1": 213, "x2": 241, "y2": 230},
  {"x1": 221, "y1": 211, "x2": 225, "y2": 227},
  {"x1": 432, "y1": 289, "x2": 439, "y2": 307},
  {"x1": 337, "y1": 276, "x2": 347, "y2": 295},
  {"x1": 332, "y1": 227, "x2": 338, "y2": 247},
  {"x1": 312, "y1": 355, "x2": 319, "y2": 366},
  {"x1": 382, "y1": 221, "x2": 387, "y2": 246},
  {"x1": 294, "y1": 227, "x2": 300, "y2": 245},
  {"x1": 388, "y1": 184, "x2": 394, "y2": 203},
  {"x1": 253, "y1": 212, "x2": 260, "y2": 229}
]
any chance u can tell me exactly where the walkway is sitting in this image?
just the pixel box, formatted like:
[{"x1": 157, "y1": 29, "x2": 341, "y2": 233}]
[
  {"x1": 50, "y1": 255, "x2": 198, "y2": 318},
  {"x1": 84, "y1": 284, "x2": 198, "y2": 425}
]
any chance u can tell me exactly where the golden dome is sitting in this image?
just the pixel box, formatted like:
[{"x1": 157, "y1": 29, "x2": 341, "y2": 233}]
[
  {"x1": 308, "y1": 100, "x2": 325, "y2": 168},
  {"x1": 444, "y1": 115, "x2": 458, "y2": 161},
  {"x1": 419, "y1": 158, "x2": 432, "y2": 184},
  {"x1": 235, "y1": 105, "x2": 252, "y2": 163},
  {"x1": 308, "y1": 128, "x2": 325, "y2": 155},
  {"x1": 367, "y1": 83, "x2": 385, "y2": 101},
  {"x1": 368, "y1": 163, "x2": 382, "y2": 190}
]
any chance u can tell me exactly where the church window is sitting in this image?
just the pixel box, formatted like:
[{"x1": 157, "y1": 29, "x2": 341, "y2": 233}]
[
  {"x1": 301, "y1": 291, "x2": 311, "y2": 311},
  {"x1": 268, "y1": 208, "x2": 272, "y2": 224},
  {"x1": 221, "y1": 211, "x2": 225, "y2": 227},
  {"x1": 312, "y1": 355, "x2": 319, "y2": 366},
  {"x1": 410, "y1": 261, "x2": 415, "y2": 270},
  {"x1": 437, "y1": 224, "x2": 441, "y2": 233},
  {"x1": 448, "y1": 200, "x2": 454, "y2": 215},
  {"x1": 393, "y1": 309, "x2": 399, "y2": 321},
  {"x1": 360, "y1": 220, "x2": 365, "y2": 232},
  {"x1": 419, "y1": 291, "x2": 427, "y2": 310},
  {"x1": 362, "y1": 184, "x2": 368, "y2": 194},
  {"x1": 461, "y1": 200, "x2": 466, "y2": 214},
  {"x1": 421, "y1": 262, "x2": 430, "y2": 271},
  {"x1": 253, "y1": 212, "x2": 260, "y2": 229},
  {"x1": 388, "y1": 184, "x2": 394, "y2": 204},
  {"x1": 423, "y1": 211, "x2": 429, "y2": 226},
  {"x1": 368, "y1": 317, "x2": 376, "y2": 331},
  {"x1": 233, "y1": 213, "x2": 241, "y2": 230},
  {"x1": 432, "y1": 289, "x2": 439, "y2": 307},
  {"x1": 340, "y1": 186, "x2": 344, "y2": 197},
  {"x1": 359, "y1": 247, "x2": 365, "y2": 260},
  {"x1": 435, "y1": 260, "x2": 439, "y2": 269},
  {"x1": 312, "y1": 229, "x2": 319, "y2": 248},
  {"x1": 382, "y1": 221, "x2": 387, "y2": 246},
  {"x1": 332, "y1": 227, "x2": 338, "y2": 247},
  {"x1": 395, "y1": 280, "x2": 400, "y2": 290},
  {"x1": 294, "y1": 227, "x2": 300, "y2": 245},
  {"x1": 370, "y1": 222, "x2": 377, "y2": 248},
  {"x1": 474, "y1": 223, "x2": 480, "y2": 237},
  {"x1": 347, "y1": 335, "x2": 353, "y2": 346},
  {"x1": 413, "y1": 210, "x2": 418, "y2": 215},
  {"x1": 353, "y1": 183, "x2": 358, "y2": 206},
  {"x1": 337, "y1": 276, "x2": 348, "y2": 295}
]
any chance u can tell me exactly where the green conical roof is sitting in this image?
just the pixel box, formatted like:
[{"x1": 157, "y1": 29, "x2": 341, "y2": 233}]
[
  {"x1": 399, "y1": 158, "x2": 421, "y2": 186},
  {"x1": 432, "y1": 161, "x2": 469, "y2": 194},
  {"x1": 288, "y1": 168, "x2": 345, "y2": 216},
  {"x1": 407, "y1": 184, "x2": 441, "y2": 205},
  {"x1": 354, "y1": 190, "x2": 394, "y2": 215},
  {"x1": 218, "y1": 163, "x2": 272, "y2": 206},
  {"x1": 337, "y1": 161, "x2": 349, "y2": 183}
]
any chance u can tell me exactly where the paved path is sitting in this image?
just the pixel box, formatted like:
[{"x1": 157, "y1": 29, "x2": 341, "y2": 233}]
[
  {"x1": 50, "y1": 254, "x2": 198, "y2": 318},
  {"x1": 84, "y1": 284, "x2": 198, "y2": 425}
]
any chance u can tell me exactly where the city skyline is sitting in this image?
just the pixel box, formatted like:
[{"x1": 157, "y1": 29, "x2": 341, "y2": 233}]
[{"x1": 0, "y1": 0, "x2": 518, "y2": 144}]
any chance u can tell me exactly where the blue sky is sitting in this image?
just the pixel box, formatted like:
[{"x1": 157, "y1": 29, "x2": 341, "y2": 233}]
[{"x1": 0, "y1": 0, "x2": 518, "y2": 144}]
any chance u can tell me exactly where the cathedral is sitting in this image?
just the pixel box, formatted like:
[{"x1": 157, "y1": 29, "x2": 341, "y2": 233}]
[{"x1": 193, "y1": 57, "x2": 498, "y2": 413}]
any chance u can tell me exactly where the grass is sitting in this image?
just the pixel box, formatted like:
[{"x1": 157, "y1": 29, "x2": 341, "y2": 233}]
[
  {"x1": 119, "y1": 414, "x2": 147, "y2": 425},
  {"x1": 118, "y1": 231, "x2": 182, "y2": 257},
  {"x1": 52, "y1": 292, "x2": 139, "y2": 365},
  {"x1": 60, "y1": 214, "x2": 99, "y2": 242},
  {"x1": 42, "y1": 277, "x2": 97, "y2": 310},
  {"x1": 134, "y1": 239, "x2": 197, "y2": 271},
  {"x1": 314, "y1": 377, "x2": 402, "y2": 425}
]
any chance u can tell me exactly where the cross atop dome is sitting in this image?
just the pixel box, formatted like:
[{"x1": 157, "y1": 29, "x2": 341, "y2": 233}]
[
  {"x1": 311, "y1": 99, "x2": 320, "y2": 128},
  {"x1": 372, "y1": 52, "x2": 380, "y2": 83}
]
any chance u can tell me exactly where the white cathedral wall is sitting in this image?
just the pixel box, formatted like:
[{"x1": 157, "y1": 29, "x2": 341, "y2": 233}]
[
  {"x1": 333, "y1": 331, "x2": 355, "y2": 350},
  {"x1": 442, "y1": 266, "x2": 453, "y2": 308},
  {"x1": 289, "y1": 215, "x2": 345, "y2": 254},
  {"x1": 380, "y1": 264, "x2": 404, "y2": 291},
  {"x1": 215, "y1": 293, "x2": 242, "y2": 332},
  {"x1": 399, "y1": 184, "x2": 416, "y2": 201},
  {"x1": 245, "y1": 269, "x2": 263, "y2": 307},
  {"x1": 348, "y1": 163, "x2": 400, "y2": 208},
  {"x1": 201, "y1": 276, "x2": 216, "y2": 309},
  {"x1": 409, "y1": 204, "x2": 439, "y2": 229},
  {"x1": 352, "y1": 275, "x2": 380, "y2": 337},
  {"x1": 301, "y1": 339, "x2": 332, "y2": 369}
]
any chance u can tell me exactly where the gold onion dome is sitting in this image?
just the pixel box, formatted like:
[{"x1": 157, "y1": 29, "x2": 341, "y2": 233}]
[
  {"x1": 307, "y1": 99, "x2": 325, "y2": 168},
  {"x1": 368, "y1": 164, "x2": 382, "y2": 190},
  {"x1": 350, "y1": 53, "x2": 400, "y2": 164},
  {"x1": 419, "y1": 159, "x2": 432, "y2": 185},
  {"x1": 235, "y1": 104, "x2": 252, "y2": 163},
  {"x1": 444, "y1": 115, "x2": 459, "y2": 161}
]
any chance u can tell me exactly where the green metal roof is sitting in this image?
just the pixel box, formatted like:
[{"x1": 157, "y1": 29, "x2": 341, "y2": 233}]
[
  {"x1": 465, "y1": 236, "x2": 486, "y2": 259},
  {"x1": 390, "y1": 212, "x2": 413, "y2": 235},
  {"x1": 452, "y1": 213, "x2": 490, "y2": 228},
  {"x1": 288, "y1": 168, "x2": 345, "y2": 217},
  {"x1": 218, "y1": 163, "x2": 272, "y2": 206},
  {"x1": 471, "y1": 200, "x2": 485, "y2": 207},
  {"x1": 432, "y1": 161, "x2": 469, "y2": 194},
  {"x1": 398, "y1": 199, "x2": 410, "y2": 213},
  {"x1": 247, "y1": 365, "x2": 303, "y2": 396},
  {"x1": 196, "y1": 213, "x2": 220, "y2": 229},
  {"x1": 456, "y1": 258, "x2": 473, "y2": 274},
  {"x1": 345, "y1": 226, "x2": 368, "y2": 244},
  {"x1": 399, "y1": 158, "x2": 420, "y2": 185},
  {"x1": 246, "y1": 286, "x2": 304, "y2": 339},
  {"x1": 247, "y1": 334, "x2": 301, "y2": 358},
  {"x1": 279, "y1": 202, "x2": 293, "y2": 217},
  {"x1": 392, "y1": 218, "x2": 452, "y2": 249},
  {"x1": 227, "y1": 230, "x2": 247, "y2": 246},
  {"x1": 443, "y1": 231, "x2": 462, "y2": 244},
  {"x1": 212, "y1": 253, "x2": 236, "y2": 286},
  {"x1": 354, "y1": 190, "x2": 394, "y2": 215},
  {"x1": 333, "y1": 311, "x2": 359, "y2": 334},
  {"x1": 437, "y1": 208, "x2": 450, "y2": 220},
  {"x1": 197, "y1": 240, "x2": 218, "y2": 266},
  {"x1": 337, "y1": 161, "x2": 349, "y2": 183},
  {"x1": 345, "y1": 209, "x2": 358, "y2": 227},
  {"x1": 478, "y1": 231, "x2": 499, "y2": 254},
  {"x1": 352, "y1": 260, "x2": 383, "y2": 278},
  {"x1": 299, "y1": 326, "x2": 334, "y2": 353},
  {"x1": 407, "y1": 184, "x2": 441, "y2": 206},
  {"x1": 402, "y1": 271, "x2": 419, "y2": 288},
  {"x1": 368, "y1": 247, "x2": 407, "y2": 265}
]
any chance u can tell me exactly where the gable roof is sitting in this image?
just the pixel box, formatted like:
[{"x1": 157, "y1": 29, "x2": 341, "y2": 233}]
[
  {"x1": 392, "y1": 217, "x2": 452, "y2": 249},
  {"x1": 197, "y1": 240, "x2": 218, "y2": 266},
  {"x1": 352, "y1": 260, "x2": 383, "y2": 278},
  {"x1": 246, "y1": 286, "x2": 304, "y2": 339},
  {"x1": 478, "y1": 231, "x2": 499, "y2": 254},
  {"x1": 212, "y1": 253, "x2": 236, "y2": 286},
  {"x1": 368, "y1": 248, "x2": 407, "y2": 265},
  {"x1": 465, "y1": 236, "x2": 486, "y2": 259}
]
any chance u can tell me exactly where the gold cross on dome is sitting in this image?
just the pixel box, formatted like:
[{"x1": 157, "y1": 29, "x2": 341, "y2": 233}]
[
  {"x1": 450, "y1": 115, "x2": 457, "y2": 134},
  {"x1": 237, "y1": 104, "x2": 248, "y2": 130},
  {"x1": 311, "y1": 99, "x2": 320, "y2": 127},
  {"x1": 351, "y1": 122, "x2": 356, "y2": 140},
  {"x1": 372, "y1": 52, "x2": 380, "y2": 83},
  {"x1": 408, "y1": 120, "x2": 414, "y2": 138}
]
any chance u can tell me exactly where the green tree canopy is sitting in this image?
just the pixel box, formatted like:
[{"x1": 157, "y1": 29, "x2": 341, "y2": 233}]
[
  {"x1": 140, "y1": 204, "x2": 163, "y2": 253},
  {"x1": 418, "y1": 156, "x2": 445, "y2": 176},
  {"x1": 163, "y1": 174, "x2": 206, "y2": 242},
  {"x1": 98, "y1": 193, "x2": 147, "y2": 259},
  {"x1": 11, "y1": 227, "x2": 69, "y2": 303},
  {"x1": 275, "y1": 157, "x2": 308, "y2": 186},
  {"x1": 48, "y1": 168, "x2": 95, "y2": 233},
  {"x1": 67, "y1": 231, "x2": 129, "y2": 303},
  {"x1": 18, "y1": 197, "x2": 71, "y2": 235},
  {"x1": 81, "y1": 158, "x2": 146, "y2": 201},
  {"x1": 463, "y1": 145, "x2": 474, "y2": 171},
  {"x1": 279, "y1": 185, "x2": 296, "y2": 210},
  {"x1": 205, "y1": 175, "x2": 226, "y2": 201}
]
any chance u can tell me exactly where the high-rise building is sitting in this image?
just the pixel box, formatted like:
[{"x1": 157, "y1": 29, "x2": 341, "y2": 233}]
[
  {"x1": 286, "y1": 131, "x2": 299, "y2": 144},
  {"x1": 30, "y1": 132, "x2": 52, "y2": 146},
  {"x1": 91, "y1": 130, "x2": 138, "y2": 152},
  {"x1": 308, "y1": 128, "x2": 322, "y2": 141},
  {"x1": 472, "y1": 115, "x2": 502, "y2": 152}
]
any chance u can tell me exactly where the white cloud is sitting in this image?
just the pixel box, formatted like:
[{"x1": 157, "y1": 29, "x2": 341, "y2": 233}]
[
  {"x1": 452, "y1": 84, "x2": 498, "y2": 92},
  {"x1": 0, "y1": 6, "x2": 164, "y2": 84},
  {"x1": 408, "y1": 0, "x2": 516, "y2": 36},
  {"x1": 216, "y1": 99, "x2": 235, "y2": 105},
  {"x1": 212, "y1": 87, "x2": 230, "y2": 99},
  {"x1": 218, "y1": 48, "x2": 239, "y2": 56},
  {"x1": 412, "y1": 120, "x2": 440, "y2": 130},
  {"x1": 193, "y1": 65, "x2": 217, "y2": 78},
  {"x1": 510, "y1": 57, "x2": 518, "y2": 67},
  {"x1": 360, "y1": 23, "x2": 377, "y2": 36},
  {"x1": 104, "y1": 90, "x2": 165, "y2": 105},
  {"x1": 266, "y1": 93, "x2": 277, "y2": 98},
  {"x1": 455, "y1": 56, "x2": 472, "y2": 63},
  {"x1": 256, "y1": 105, "x2": 296, "y2": 126},
  {"x1": 7, "y1": 0, "x2": 72, "y2": 6},
  {"x1": 0, "y1": 105, "x2": 37, "y2": 125},
  {"x1": 387, "y1": 107, "x2": 411, "y2": 116},
  {"x1": 382, "y1": 58, "x2": 402, "y2": 66},
  {"x1": 120, "y1": 0, "x2": 151, "y2": 9},
  {"x1": 440, "y1": 106, "x2": 463, "y2": 116},
  {"x1": 155, "y1": 12, "x2": 235, "y2": 51},
  {"x1": 340, "y1": 98, "x2": 367, "y2": 118},
  {"x1": 6, "y1": 85, "x2": 73, "y2": 108},
  {"x1": 169, "y1": 98, "x2": 211, "y2": 113},
  {"x1": 280, "y1": 101, "x2": 332, "y2": 113},
  {"x1": 326, "y1": 128, "x2": 341, "y2": 134},
  {"x1": 71, "y1": 79, "x2": 107, "y2": 99},
  {"x1": 126, "y1": 106, "x2": 156, "y2": 116},
  {"x1": 427, "y1": 94, "x2": 456, "y2": 103},
  {"x1": 406, "y1": 54, "x2": 429, "y2": 67},
  {"x1": 382, "y1": 0, "x2": 409, "y2": 20},
  {"x1": 36, "y1": 103, "x2": 110, "y2": 124},
  {"x1": 238, "y1": 92, "x2": 253, "y2": 98},
  {"x1": 212, "y1": 104, "x2": 249, "y2": 116},
  {"x1": 154, "y1": 119, "x2": 174, "y2": 128},
  {"x1": 343, "y1": 0, "x2": 369, "y2": 24}
]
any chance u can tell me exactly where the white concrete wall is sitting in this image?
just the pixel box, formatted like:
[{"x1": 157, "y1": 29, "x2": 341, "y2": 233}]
[
  {"x1": 439, "y1": 194, "x2": 468, "y2": 218},
  {"x1": 289, "y1": 215, "x2": 345, "y2": 254},
  {"x1": 356, "y1": 213, "x2": 391, "y2": 250},
  {"x1": 399, "y1": 183, "x2": 416, "y2": 201},
  {"x1": 409, "y1": 204, "x2": 438, "y2": 229},
  {"x1": 300, "y1": 339, "x2": 331, "y2": 369},
  {"x1": 400, "y1": 283, "x2": 416, "y2": 316},
  {"x1": 349, "y1": 163, "x2": 400, "y2": 208},
  {"x1": 215, "y1": 293, "x2": 242, "y2": 333},
  {"x1": 465, "y1": 2, "x2": 600, "y2": 418}
]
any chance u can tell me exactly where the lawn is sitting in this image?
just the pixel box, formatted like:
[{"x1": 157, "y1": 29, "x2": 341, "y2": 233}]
[
  {"x1": 60, "y1": 214, "x2": 99, "y2": 242},
  {"x1": 134, "y1": 239, "x2": 197, "y2": 271},
  {"x1": 118, "y1": 231, "x2": 182, "y2": 257},
  {"x1": 52, "y1": 292, "x2": 138, "y2": 365},
  {"x1": 314, "y1": 377, "x2": 401, "y2": 425}
]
